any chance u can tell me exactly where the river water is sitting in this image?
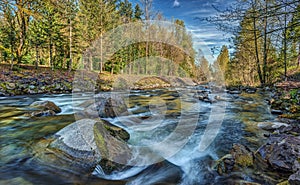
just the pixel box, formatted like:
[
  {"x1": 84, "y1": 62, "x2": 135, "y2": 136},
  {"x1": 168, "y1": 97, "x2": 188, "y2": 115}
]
[{"x1": 0, "y1": 87, "x2": 276, "y2": 185}]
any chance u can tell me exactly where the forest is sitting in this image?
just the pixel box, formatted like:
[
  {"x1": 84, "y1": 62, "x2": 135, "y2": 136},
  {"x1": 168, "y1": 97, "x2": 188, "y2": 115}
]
[
  {"x1": 209, "y1": 0, "x2": 300, "y2": 86},
  {"x1": 0, "y1": 0, "x2": 299, "y2": 86},
  {"x1": 0, "y1": 0, "x2": 196, "y2": 78}
]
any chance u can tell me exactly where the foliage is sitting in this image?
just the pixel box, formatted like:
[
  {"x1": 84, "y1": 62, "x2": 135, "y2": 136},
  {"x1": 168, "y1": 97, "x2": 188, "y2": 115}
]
[
  {"x1": 207, "y1": 0, "x2": 300, "y2": 86},
  {"x1": 0, "y1": 0, "x2": 197, "y2": 78}
]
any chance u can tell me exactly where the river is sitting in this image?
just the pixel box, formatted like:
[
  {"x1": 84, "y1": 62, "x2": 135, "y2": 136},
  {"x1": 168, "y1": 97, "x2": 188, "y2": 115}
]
[{"x1": 0, "y1": 87, "x2": 276, "y2": 185}]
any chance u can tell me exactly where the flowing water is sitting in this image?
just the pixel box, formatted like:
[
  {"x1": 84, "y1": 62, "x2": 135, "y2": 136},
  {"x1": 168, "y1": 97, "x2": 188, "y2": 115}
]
[{"x1": 0, "y1": 87, "x2": 276, "y2": 185}]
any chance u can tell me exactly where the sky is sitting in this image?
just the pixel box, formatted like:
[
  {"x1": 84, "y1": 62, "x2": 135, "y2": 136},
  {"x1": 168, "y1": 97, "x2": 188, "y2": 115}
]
[{"x1": 130, "y1": 0, "x2": 235, "y2": 59}]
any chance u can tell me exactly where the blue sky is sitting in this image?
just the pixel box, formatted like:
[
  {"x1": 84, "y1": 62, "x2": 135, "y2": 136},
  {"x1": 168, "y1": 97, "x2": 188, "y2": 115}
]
[{"x1": 130, "y1": 0, "x2": 235, "y2": 58}]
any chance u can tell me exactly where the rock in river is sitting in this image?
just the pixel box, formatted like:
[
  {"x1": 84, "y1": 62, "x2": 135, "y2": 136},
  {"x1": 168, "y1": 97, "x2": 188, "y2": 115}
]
[
  {"x1": 28, "y1": 100, "x2": 61, "y2": 117},
  {"x1": 31, "y1": 119, "x2": 131, "y2": 175},
  {"x1": 257, "y1": 134, "x2": 300, "y2": 173},
  {"x1": 30, "y1": 100, "x2": 61, "y2": 113},
  {"x1": 77, "y1": 94, "x2": 128, "y2": 119},
  {"x1": 215, "y1": 144, "x2": 253, "y2": 175}
]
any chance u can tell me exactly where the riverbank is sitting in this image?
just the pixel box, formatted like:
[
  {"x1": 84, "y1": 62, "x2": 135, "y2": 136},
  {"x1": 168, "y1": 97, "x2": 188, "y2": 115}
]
[
  {"x1": 0, "y1": 64, "x2": 200, "y2": 96},
  {"x1": 215, "y1": 71, "x2": 300, "y2": 184}
]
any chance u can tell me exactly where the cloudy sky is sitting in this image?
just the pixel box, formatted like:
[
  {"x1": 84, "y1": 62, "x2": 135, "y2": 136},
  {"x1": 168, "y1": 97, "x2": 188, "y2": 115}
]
[{"x1": 130, "y1": 0, "x2": 235, "y2": 58}]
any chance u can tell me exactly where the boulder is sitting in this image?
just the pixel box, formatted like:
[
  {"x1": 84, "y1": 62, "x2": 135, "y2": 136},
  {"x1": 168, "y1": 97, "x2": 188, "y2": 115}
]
[
  {"x1": 93, "y1": 120, "x2": 131, "y2": 166},
  {"x1": 133, "y1": 76, "x2": 171, "y2": 90},
  {"x1": 215, "y1": 154, "x2": 235, "y2": 175},
  {"x1": 78, "y1": 94, "x2": 128, "y2": 119},
  {"x1": 257, "y1": 122, "x2": 289, "y2": 132},
  {"x1": 230, "y1": 144, "x2": 254, "y2": 168},
  {"x1": 215, "y1": 144, "x2": 253, "y2": 175},
  {"x1": 30, "y1": 110, "x2": 56, "y2": 117},
  {"x1": 30, "y1": 100, "x2": 61, "y2": 113},
  {"x1": 27, "y1": 100, "x2": 61, "y2": 117},
  {"x1": 289, "y1": 170, "x2": 300, "y2": 185},
  {"x1": 32, "y1": 119, "x2": 131, "y2": 175},
  {"x1": 257, "y1": 134, "x2": 300, "y2": 172}
]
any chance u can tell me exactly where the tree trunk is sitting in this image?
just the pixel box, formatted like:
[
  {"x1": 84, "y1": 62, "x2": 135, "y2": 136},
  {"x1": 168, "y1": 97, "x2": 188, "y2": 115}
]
[
  {"x1": 49, "y1": 38, "x2": 53, "y2": 70},
  {"x1": 252, "y1": 2, "x2": 263, "y2": 85},
  {"x1": 35, "y1": 44, "x2": 39, "y2": 69},
  {"x1": 69, "y1": 18, "x2": 72, "y2": 72},
  {"x1": 262, "y1": 0, "x2": 268, "y2": 85},
  {"x1": 283, "y1": 6, "x2": 287, "y2": 81}
]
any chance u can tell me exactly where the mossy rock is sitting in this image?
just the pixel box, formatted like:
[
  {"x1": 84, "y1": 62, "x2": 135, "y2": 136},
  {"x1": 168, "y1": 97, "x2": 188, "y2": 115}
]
[
  {"x1": 101, "y1": 119, "x2": 130, "y2": 141},
  {"x1": 277, "y1": 180, "x2": 290, "y2": 185},
  {"x1": 93, "y1": 121, "x2": 131, "y2": 170},
  {"x1": 289, "y1": 105, "x2": 300, "y2": 114},
  {"x1": 231, "y1": 144, "x2": 254, "y2": 168},
  {"x1": 30, "y1": 100, "x2": 61, "y2": 113},
  {"x1": 214, "y1": 154, "x2": 235, "y2": 175},
  {"x1": 279, "y1": 113, "x2": 300, "y2": 120},
  {"x1": 134, "y1": 76, "x2": 171, "y2": 89}
]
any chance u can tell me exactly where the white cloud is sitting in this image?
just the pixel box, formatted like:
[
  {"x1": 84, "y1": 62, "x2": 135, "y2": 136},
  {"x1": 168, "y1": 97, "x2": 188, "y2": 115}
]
[
  {"x1": 182, "y1": 9, "x2": 213, "y2": 16},
  {"x1": 173, "y1": 0, "x2": 180, "y2": 8}
]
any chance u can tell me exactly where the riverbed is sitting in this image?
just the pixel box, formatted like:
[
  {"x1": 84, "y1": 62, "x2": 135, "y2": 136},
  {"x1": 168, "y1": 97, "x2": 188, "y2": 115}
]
[{"x1": 0, "y1": 87, "x2": 276, "y2": 184}]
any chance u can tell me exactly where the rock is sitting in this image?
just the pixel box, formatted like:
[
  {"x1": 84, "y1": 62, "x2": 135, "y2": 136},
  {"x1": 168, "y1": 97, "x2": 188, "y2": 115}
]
[
  {"x1": 215, "y1": 144, "x2": 254, "y2": 175},
  {"x1": 100, "y1": 119, "x2": 130, "y2": 141},
  {"x1": 6, "y1": 82, "x2": 16, "y2": 90},
  {"x1": 230, "y1": 143, "x2": 254, "y2": 168},
  {"x1": 97, "y1": 95, "x2": 127, "y2": 118},
  {"x1": 50, "y1": 119, "x2": 101, "y2": 161},
  {"x1": 246, "y1": 88, "x2": 257, "y2": 94},
  {"x1": 238, "y1": 181, "x2": 262, "y2": 185},
  {"x1": 257, "y1": 122, "x2": 289, "y2": 132},
  {"x1": 0, "y1": 177, "x2": 33, "y2": 185},
  {"x1": 271, "y1": 109, "x2": 284, "y2": 115},
  {"x1": 73, "y1": 88, "x2": 81, "y2": 92},
  {"x1": 194, "y1": 91, "x2": 209, "y2": 101},
  {"x1": 30, "y1": 100, "x2": 61, "y2": 113},
  {"x1": 32, "y1": 119, "x2": 131, "y2": 175},
  {"x1": 289, "y1": 170, "x2": 300, "y2": 185},
  {"x1": 277, "y1": 180, "x2": 290, "y2": 185},
  {"x1": 93, "y1": 120, "x2": 131, "y2": 173},
  {"x1": 134, "y1": 76, "x2": 171, "y2": 89},
  {"x1": 29, "y1": 85, "x2": 35, "y2": 90},
  {"x1": 30, "y1": 110, "x2": 56, "y2": 117},
  {"x1": 78, "y1": 94, "x2": 128, "y2": 119},
  {"x1": 215, "y1": 154, "x2": 235, "y2": 175},
  {"x1": 229, "y1": 90, "x2": 242, "y2": 94},
  {"x1": 214, "y1": 95, "x2": 227, "y2": 101},
  {"x1": 257, "y1": 134, "x2": 300, "y2": 172},
  {"x1": 276, "y1": 122, "x2": 300, "y2": 136}
]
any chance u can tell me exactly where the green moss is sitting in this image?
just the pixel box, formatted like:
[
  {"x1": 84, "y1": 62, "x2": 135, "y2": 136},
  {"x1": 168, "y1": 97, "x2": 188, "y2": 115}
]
[
  {"x1": 103, "y1": 123, "x2": 129, "y2": 141},
  {"x1": 235, "y1": 154, "x2": 254, "y2": 167},
  {"x1": 279, "y1": 113, "x2": 300, "y2": 120},
  {"x1": 277, "y1": 180, "x2": 290, "y2": 185},
  {"x1": 93, "y1": 123, "x2": 108, "y2": 157}
]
